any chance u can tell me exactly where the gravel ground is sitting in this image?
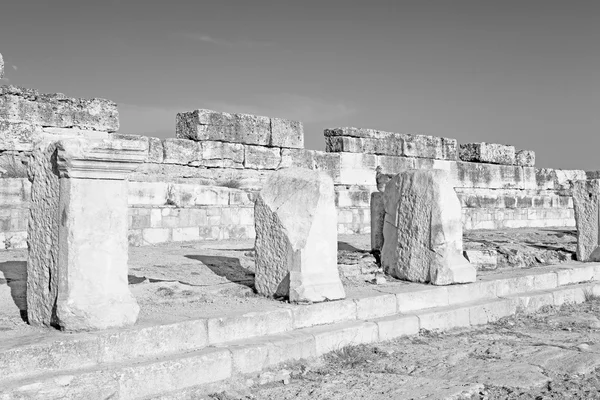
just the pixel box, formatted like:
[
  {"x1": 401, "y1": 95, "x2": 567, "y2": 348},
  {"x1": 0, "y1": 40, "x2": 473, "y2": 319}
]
[{"x1": 209, "y1": 299, "x2": 600, "y2": 400}]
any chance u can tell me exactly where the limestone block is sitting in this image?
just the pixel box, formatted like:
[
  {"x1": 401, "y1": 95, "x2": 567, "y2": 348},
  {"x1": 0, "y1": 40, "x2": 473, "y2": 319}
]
[
  {"x1": 0, "y1": 85, "x2": 119, "y2": 132},
  {"x1": 201, "y1": 141, "x2": 244, "y2": 168},
  {"x1": 254, "y1": 168, "x2": 345, "y2": 302},
  {"x1": 176, "y1": 109, "x2": 272, "y2": 146},
  {"x1": 27, "y1": 138, "x2": 145, "y2": 330},
  {"x1": 0, "y1": 52, "x2": 3, "y2": 78},
  {"x1": 515, "y1": 150, "x2": 535, "y2": 166},
  {"x1": 337, "y1": 153, "x2": 377, "y2": 186},
  {"x1": 370, "y1": 192, "x2": 385, "y2": 253},
  {"x1": 148, "y1": 137, "x2": 164, "y2": 163},
  {"x1": 270, "y1": 117, "x2": 304, "y2": 148},
  {"x1": 280, "y1": 148, "x2": 316, "y2": 169},
  {"x1": 0, "y1": 120, "x2": 37, "y2": 151},
  {"x1": 244, "y1": 145, "x2": 281, "y2": 169},
  {"x1": 325, "y1": 136, "x2": 403, "y2": 156},
  {"x1": 381, "y1": 169, "x2": 476, "y2": 285},
  {"x1": 376, "y1": 155, "x2": 415, "y2": 178},
  {"x1": 572, "y1": 179, "x2": 600, "y2": 261},
  {"x1": 459, "y1": 142, "x2": 516, "y2": 165},
  {"x1": 402, "y1": 134, "x2": 457, "y2": 160},
  {"x1": 456, "y1": 161, "x2": 524, "y2": 189},
  {"x1": 324, "y1": 127, "x2": 457, "y2": 160},
  {"x1": 162, "y1": 138, "x2": 201, "y2": 165}
]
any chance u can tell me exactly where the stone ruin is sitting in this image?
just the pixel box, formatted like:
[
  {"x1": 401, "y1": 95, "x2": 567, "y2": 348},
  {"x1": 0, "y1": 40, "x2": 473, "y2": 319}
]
[{"x1": 0, "y1": 49, "x2": 599, "y2": 329}]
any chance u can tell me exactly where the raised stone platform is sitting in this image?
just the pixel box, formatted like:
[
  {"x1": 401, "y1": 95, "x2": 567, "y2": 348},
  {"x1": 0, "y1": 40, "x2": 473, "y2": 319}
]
[{"x1": 0, "y1": 248, "x2": 598, "y2": 399}]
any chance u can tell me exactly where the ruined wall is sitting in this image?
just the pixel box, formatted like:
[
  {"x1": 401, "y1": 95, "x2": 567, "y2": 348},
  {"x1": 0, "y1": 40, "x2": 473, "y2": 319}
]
[{"x1": 0, "y1": 86, "x2": 581, "y2": 248}]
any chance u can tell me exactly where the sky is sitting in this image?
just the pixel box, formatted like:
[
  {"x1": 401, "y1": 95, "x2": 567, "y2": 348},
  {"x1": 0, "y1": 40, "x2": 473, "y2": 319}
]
[{"x1": 0, "y1": 0, "x2": 599, "y2": 169}]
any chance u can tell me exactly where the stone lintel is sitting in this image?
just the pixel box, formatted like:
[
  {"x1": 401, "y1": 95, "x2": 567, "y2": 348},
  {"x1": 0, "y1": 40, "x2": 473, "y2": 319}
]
[{"x1": 56, "y1": 138, "x2": 147, "y2": 180}]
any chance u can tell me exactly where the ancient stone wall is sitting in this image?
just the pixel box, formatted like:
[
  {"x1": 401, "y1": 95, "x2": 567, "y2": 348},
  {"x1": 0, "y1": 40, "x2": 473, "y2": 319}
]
[{"x1": 0, "y1": 90, "x2": 582, "y2": 248}]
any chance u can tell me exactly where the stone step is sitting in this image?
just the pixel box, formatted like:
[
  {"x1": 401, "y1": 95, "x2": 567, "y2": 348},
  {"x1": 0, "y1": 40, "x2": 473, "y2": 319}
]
[
  {"x1": 2, "y1": 280, "x2": 597, "y2": 400},
  {"x1": 1, "y1": 262, "x2": 598, "y2": 385}
]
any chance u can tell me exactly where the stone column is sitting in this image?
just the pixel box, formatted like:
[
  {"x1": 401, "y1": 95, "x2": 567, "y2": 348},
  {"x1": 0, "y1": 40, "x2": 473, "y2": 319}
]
[
  {"x1": 572, "y1": 179, "x2": 600, "y2": 261},
  {"x1": 0, "y1": 52, "x2": 4, "y2": 79},
  {"x1": 27, "y1": 137, "x2": 146, "y2": 331}
]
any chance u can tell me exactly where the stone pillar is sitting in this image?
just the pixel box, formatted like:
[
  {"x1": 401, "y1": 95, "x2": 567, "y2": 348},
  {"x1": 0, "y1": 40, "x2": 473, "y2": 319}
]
[
  {"x1": 381, "y1": 169, "x2": 476, "y2": 285},
  {"x1": 254, "y1": 168, "x2": 345, "y2": 302},
  {"x1": 370, "y1": 191, "x2": 385, "y2": 255},
  {"x1": 572, "y1": 179, "x2": 600, "y2": 261},
  {"x1": 27, "y1": 137, "x2": 146, "y2": 330},
  {"x1": 0, "y1": 52, "x2": 4, "y2": 79}
]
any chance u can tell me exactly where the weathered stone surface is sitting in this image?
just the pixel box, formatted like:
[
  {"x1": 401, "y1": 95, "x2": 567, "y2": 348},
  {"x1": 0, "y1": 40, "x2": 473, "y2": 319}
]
[
  {"x1": 370, "y1": 192, "x2": 385, "y2": 253},
  {"x1": 572, "y1": 179, "x2": 600, "y2": 261},
  {"x1": 324, "y1": 127, "x2": 457, "y2": 160},
  {"x1": 375, "y1": 165, "x2": 394, "y2": 192},
  {"x1": 244, "y1": 145, "x2": 281, "y2": 170},
  {"x1": 459, "y1": 143, "x2": 516, "y2": 165},
  {"x1": 381, "y1": 169, "x2": 476, "y2": 285},
  {"x1": 280, "y1": 148, "x2": 316, "y2": 169},
  {"x1": 0, "y1": 53, "x2": 4, "y2": 79},
  {"x1": 162, "y1": 138, "x2": 201, "y2": 165},
  {"x1": 201, "y1": 141, "x2": 244, "y2": 168},
  {"x1": 0, "y1": 120, "x2": 36, "y2": 151},
  {"x1": 28, "y1": 138, "x2": 145, "y2": 330},
  {"x1": 515, "y1": 150, "x2": 535, "y2": 167},
  {"x1": 176, "y1": 109, "x2": 304, "y2": 148},
  {"x1": 27, "y1": 141, "x2": 61, "y2": 327},
  {"x1": 0, "y1": 85, "x2": 119, "y2": 132},
  {"x1": 270, "y1": 118, "x2": 304, "y2": 148},
  {"x1": 456, "y1": 161, "x2": 524, "y2": 189},
  {"x1": 254, "y1": 168, "x2": 345, "y2": 302}
]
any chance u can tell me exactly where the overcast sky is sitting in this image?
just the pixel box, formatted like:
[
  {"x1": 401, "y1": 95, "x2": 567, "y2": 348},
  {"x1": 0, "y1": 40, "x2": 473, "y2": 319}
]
[{"x1": 1, "y1": 0, "x2": 599, "y2": 169}]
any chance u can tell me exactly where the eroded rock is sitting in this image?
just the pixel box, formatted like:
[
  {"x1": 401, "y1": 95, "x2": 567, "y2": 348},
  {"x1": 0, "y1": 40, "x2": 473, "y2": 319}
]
[
  {"x1": 381, "y1": 169, "x2": 476, "y2": 285},
  {"x1": 254, "y1": 168, "x2": 345, "y2": 302},
  {"x1": 572, "y1": 179, "x2": 600, "y2": 261}
]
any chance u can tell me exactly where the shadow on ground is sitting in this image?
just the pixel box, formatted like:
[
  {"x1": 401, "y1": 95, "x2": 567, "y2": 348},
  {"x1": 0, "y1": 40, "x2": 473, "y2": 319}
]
[
  {"x1": 0, "y1": 261, "x2": 27, "y2": 321},
  {"x1": 184, "y1": 255, "x2": 255, "y2": 288}
]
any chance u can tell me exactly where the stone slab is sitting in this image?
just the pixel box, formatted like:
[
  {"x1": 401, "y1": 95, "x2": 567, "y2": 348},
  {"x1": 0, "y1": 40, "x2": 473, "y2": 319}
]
[
  {"x1": 459, "y1": 142, "x2": 516, "y2": 165},
  {"x1": 572, "y1": 179, "x2": 600, "y2": 261},
  {"x1": 176, "y1": 109, "x2": 303, "y2": 148},
  {"x1": 515, "y1": 150, "x2": 535, "y2": 166}
]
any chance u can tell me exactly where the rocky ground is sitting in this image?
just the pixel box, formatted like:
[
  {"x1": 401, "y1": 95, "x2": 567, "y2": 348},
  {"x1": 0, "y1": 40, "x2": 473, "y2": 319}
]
[{"x1": 207, "y1": 299, "x2": 600, "y2": 400}]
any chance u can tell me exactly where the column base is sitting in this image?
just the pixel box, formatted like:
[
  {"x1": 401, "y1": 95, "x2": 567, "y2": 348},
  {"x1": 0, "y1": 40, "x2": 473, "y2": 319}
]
[{"x1": 56, "y1": 294, "x2": 139, "y2": 331}]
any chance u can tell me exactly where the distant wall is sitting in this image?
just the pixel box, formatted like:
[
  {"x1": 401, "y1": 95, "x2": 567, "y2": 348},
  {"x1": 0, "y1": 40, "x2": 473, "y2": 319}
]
[{"x1": 0, "y1": 95, "x2": 582, "y2": 249}]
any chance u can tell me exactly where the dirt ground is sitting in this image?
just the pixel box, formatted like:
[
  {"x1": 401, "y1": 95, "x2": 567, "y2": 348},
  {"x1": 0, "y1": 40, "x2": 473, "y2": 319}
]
[
  {"x1": 208, "y1": 299, "x2": 600, "y2": 400},
  {"x1": 0, "y1": 228, "x2": 579, "y2": 338}
]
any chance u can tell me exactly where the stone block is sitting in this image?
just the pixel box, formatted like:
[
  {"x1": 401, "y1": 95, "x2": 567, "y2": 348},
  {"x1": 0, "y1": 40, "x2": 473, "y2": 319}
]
[
  {"x1": 447, "y1": 279, "x2": 498, "y2": 305},
  {"x1": 337, "y1": 153, "x2": 377, "y2": 185},
  {"x1": 370, "y1": 192, "x2": 385, "y2": 253},
  {"x1": 572, "y1": 179, "x2": 600, "y2": 261},
  {"x1": 464, "y1": 249, "x2": 498, "y2": 270},
  {"x1": 459, "y1": 142, "x2": 516, "y2": 165},
  {"x1": 172, "y1": 227, "x2": 200, "y2": 242},
  {"x1": 118, "y1": 347, "x2": 232, "y2": 399},
  {"x1": 556, "y1": 265, "x2": 595, "y2": 285},
  {"x1": 270, "y1": 117, "x2": 304, "y2": 148},
  {"x1": 291, "y1": 299, "x2": 357, "y2": 329},
  {"x1": 254, "y1": 168, "x2": 345, "y2": 302},
  {"x1": 280, "y1": 148, "x2": 316, "y2": 169},
  {"x1": 468, "y1": 298, "x2": 517, "y2": 325},
  {"x1": 416, "y1": 306, "x2": 471, "y2": 331},
  {"x1": 206, "y1": 309, "x2": 293, "y2": 344},
  {"x1": 515, "y1": 150, "x2": 535, "y2": 166},
  {"x1": 354, "y1": 293, "x2": 397, "y2": 319},
  {"x1": 142, "y1": 228, "x2": 170, "y2": 244},
  {"x1": 148, "y1": 137, "x2": 164, "y2": 163},
  {"x1": 0, "y1": 120, "x2": 37, "y2": 151},
  {"x1": 0, "y1": 85, "x2": 119, "y2": 132},
  {"x1": 324, "y1": 127, "x2": 457, "y2": 160},
  {"x1": 244, "y1": 145, "x2": 281, "y2": 169},
  {"x1": 396, "y1": 286, "x2": 449, "y2": 312},
  {"x1": 200, "y1": 141, "x2": 244, "y2": 168},
  {"x1": 456, "y1": 161, "x2": 524, "y2": 189},
  {"x1": 375, "y1": 314, "x2": 420, "y2": 341},
  {"x1": 381, "y1": 169, "x2": 476, "y2": 285},
  {"x1": 308, "y1": 321, "x2": 379, "y2": 355},
  {"x1": 27, "y1": 138, "x2": 144, "y2": 331},
  {"x1": 128, "y1": 182, "x2": 169, "y2": 206},
  {"x1": 0, "y1": 52, "x2": 3, "y2": 78},
  {"x1": 376, "y1": 155, "x2": 416, "y2": 177},
  {"x1": 162, "y1": 139, "x2": 201, "y2": 165}
]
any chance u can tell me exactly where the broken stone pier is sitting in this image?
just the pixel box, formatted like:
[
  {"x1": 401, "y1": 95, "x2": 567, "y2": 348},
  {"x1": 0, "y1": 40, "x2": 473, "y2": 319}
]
[
  {"x1": 27, "y1": 137, "x2": 146, "y2": 330},
  {"x1": 381, "y1": 169, "x2": 476, "y2": 285},
  {"x1": 572, "y1": 179, "x2": 600, "y2": 262},
  {"x1": 254, "y1": 168, "x2": 345, "y2": 302}
]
